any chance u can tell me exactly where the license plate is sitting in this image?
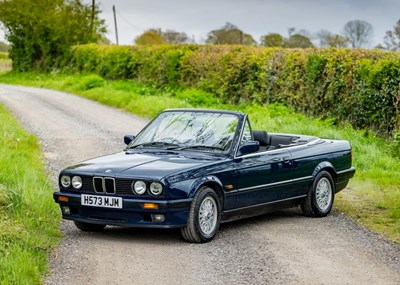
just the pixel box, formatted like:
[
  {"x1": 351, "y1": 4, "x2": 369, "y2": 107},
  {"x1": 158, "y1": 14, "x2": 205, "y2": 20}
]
[{"x1": 81, "y1": 194, "x2": 123, "y2": 209}]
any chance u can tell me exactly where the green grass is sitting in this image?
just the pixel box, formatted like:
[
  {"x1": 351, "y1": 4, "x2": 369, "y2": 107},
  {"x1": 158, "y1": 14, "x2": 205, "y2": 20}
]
[
  {"x1": 0, "y1": 71, "x2": 399, "y2": 244},
  {"x1": 0, "y1": 104, "x2": 61, "y2": 284}
]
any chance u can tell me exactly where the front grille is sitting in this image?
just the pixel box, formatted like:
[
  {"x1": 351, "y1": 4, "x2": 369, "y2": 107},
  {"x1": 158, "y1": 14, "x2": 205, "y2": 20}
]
[
  {"x1": 66, "y1": 176, "x2": 163, "y2": 198},
  {"x1": 93, "y1": 177, "x2": 103, "y2": 193},
  {"x1": 104, "y1": 178, "x2": 116, "y2": 194},
  {"x1": 93, "y1": 177, "x2": 116, "y2": 194},
  {"x1": 71, "y1": 175, "x2": 133, "y2": 196}
]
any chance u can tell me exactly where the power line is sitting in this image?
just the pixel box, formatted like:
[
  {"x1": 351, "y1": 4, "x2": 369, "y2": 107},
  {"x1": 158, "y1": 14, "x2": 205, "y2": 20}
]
[{"x1": 115, "y1": 10, "x2": 143, "y2": 31}]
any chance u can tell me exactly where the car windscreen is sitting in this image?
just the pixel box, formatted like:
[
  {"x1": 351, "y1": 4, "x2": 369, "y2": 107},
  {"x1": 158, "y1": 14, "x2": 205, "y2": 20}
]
[{"x1": 130, "y1": 111, "x2": 239, "y2": 153}]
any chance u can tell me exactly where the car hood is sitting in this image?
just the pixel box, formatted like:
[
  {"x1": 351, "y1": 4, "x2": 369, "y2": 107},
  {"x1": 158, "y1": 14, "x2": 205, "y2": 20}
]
[{"x1": 64, "y1": 151, "x2": 221, "y2": 180}]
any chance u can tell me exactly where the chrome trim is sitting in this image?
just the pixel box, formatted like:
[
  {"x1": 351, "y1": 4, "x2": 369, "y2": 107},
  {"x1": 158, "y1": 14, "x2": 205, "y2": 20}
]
[
  {"x1": 104, "y1": 177, "x2": 116, "y2": 194},
  {"x1": 92, "y1": 177, "x2": 116, "y2": 194},
  {"x1": 234, "y1": 176, "x2": 313, "y2": 193},
  {"x1": 337, "y1": 167, "x2": 356, "y2": 175},
  {"x1": 93, "y1": 176, "x2": 103, "y2": 193},
  {"x1": 223, "y1": 194, "x2": 307, "y2": 214}
]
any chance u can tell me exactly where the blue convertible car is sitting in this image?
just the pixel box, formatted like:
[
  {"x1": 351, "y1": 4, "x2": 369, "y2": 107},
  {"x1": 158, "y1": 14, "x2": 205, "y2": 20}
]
[{"x1": 54, "y1": 109, "x2": 355, "y2": 242}]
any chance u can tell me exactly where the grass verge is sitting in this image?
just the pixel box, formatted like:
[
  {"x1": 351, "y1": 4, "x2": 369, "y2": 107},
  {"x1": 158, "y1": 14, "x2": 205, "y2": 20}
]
[
  {"x1": 0, "y1": 103, "x2": 61, "y2": 284},
  {"x1": 0, "y1": 71, "x2": 399, "y2": 244}
]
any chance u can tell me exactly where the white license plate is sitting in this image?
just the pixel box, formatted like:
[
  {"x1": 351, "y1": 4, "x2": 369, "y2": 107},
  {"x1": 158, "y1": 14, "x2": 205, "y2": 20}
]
[{"x1": 81, "y1": 194, "x2": 123, "y2": 209}]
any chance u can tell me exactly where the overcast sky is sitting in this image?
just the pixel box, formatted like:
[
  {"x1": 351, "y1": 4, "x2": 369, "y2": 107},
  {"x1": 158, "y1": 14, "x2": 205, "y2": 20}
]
[{"x1": 1, "y1": 0, "x2": 399, "y2": 47}]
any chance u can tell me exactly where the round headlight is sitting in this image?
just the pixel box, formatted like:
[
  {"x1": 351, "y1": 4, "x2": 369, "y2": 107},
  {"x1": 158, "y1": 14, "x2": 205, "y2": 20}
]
[
  {"x1": 133, "y1": 180, "x2": 146, "y2": 195},
  {"x1": 72, "y1": 176, "x2": 82, "y2": 189},
  {"x1": 149, "y1": 182, "x2": 163, "y2": 196},
  {"x1": 60, "y1": 175, "x2": 71, "y2": 188}
]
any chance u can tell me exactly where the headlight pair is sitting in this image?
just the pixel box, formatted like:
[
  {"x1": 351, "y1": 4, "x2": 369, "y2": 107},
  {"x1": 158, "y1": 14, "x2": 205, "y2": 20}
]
[
  {"x1": 60, "y1": 175, "x2": 82, "y2": 189},
  {"x1": 133, "y1": 181, "x2": 163, "y2": 196}
]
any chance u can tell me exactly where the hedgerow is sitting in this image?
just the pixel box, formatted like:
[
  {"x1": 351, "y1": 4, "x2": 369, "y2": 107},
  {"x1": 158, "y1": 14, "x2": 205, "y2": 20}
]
[{"x1": 67, "y1": 44, "x2": 400, "y2": 137}]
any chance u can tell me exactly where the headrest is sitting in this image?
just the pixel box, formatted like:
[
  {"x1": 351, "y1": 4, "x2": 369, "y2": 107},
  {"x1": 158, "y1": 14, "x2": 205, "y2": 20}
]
[{"x1": 251, "y1": 130, "x2": 269, "y2": 146}]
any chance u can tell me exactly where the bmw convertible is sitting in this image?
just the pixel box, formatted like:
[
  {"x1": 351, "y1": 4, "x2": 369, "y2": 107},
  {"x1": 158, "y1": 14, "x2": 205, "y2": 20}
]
[{"x1": 54, "y1": 109, "x2": 355, "y2": 243}]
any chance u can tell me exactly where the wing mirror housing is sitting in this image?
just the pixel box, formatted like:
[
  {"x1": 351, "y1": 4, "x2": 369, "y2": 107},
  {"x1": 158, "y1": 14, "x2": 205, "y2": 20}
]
[
  {"x1": 238, "y1": 141, "x2": 260, "y2": 156},
  {"x1": 124, "y1": 135, "x2": 135, "y2": 145}
]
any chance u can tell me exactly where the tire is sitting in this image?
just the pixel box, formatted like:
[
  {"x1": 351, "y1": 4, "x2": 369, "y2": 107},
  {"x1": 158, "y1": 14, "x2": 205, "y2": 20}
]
[
  {"x1": 74, "y1": 221, "x2": 106, "y2": 232},
  {"x1": 301, "y1": 171, "x2": 335, "y2": 217},
  {"x1": 180, "y1": 186, "x2": 221, "y2": 243}
]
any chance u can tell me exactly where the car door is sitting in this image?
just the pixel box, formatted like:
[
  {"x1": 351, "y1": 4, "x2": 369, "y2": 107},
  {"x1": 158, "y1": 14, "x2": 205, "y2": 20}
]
[
  {"x1": 231, "y1": 119, "x2": 294, "y2": 209},
  {"x1": 232, "y1": 149, "x2": 294, "y2": 208}
]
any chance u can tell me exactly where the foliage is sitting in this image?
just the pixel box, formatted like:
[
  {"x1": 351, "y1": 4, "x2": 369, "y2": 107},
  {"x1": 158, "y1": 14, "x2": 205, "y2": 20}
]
[
  {"x1": 135, "y1": 29, "x2": 190, "y2": 45},
  {"x1": 161, "y1": 29, "x2": 190, "y2": 44},
  {"x1": 0, "y1": 0, "x2": 106, "y2": 71},
  {"x1": 260, "y1": 32, "x2": 313, "y2": 48},
  {"x1": 134, "y1": 29, "x2": 166, "y2": 45},
  {"x1": 0, "y1": 104, "x2": 61, "y2": 284},
  {"x1": 206, "y1": 22, "x2": 256, "y2": 45},
  {"x1": 64, "y1": 44, "x2": 400, "y2": 138},
  {"x1": 0, "y1": 40, "x2": 9, "y2": 52},
  {"x1": 343, "y1": 20, "x2": 374, "y2": 48},
  {"x1": 284, "y1": 34, "x2": 314, "y2": 48},
  {"x1": 0, "y1": 52, "x2": 8, "y2": 60},
  {"x1": 260, "y1": 33, "x2": 284, "y2": 47},
  {"x1": 0, "y1": 71, "x2": 399, "y2": 242},
  {"x1": 0, "y1": 53, "x2": 11, "y2": 72},
  {"x1": 383, "y1": 19, "x2": 400, "y2": 51},
  {"x1": 325, "y1": 34, "x2": 349, "y2": 48}
]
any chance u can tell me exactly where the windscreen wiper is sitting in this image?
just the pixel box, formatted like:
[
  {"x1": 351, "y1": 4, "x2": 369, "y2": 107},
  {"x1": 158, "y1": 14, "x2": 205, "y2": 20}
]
[
  {"x1": 129, "y1": 141, "x2": 180, "y2": 149},
  {"x1": 178, "y1": 145, "x2": 225, "y2": 151}
]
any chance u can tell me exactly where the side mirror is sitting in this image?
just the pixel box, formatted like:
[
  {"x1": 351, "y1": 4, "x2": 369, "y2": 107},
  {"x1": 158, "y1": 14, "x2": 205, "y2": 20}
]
[
  {"x1": 238, "y1": 141, "x2": 259, "y2": 156},
  {"x1": 124, "y1": 135, "x2": 135, "y2": 145}
]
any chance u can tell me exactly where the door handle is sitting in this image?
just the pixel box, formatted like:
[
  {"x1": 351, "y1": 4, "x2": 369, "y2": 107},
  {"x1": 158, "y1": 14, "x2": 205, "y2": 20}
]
[
  {"x1": 283, "y1": 156, "x2": 291, "y2": 162},
  {"x1": 282, "y1": 156, "x2": 292, "y2": 166}
]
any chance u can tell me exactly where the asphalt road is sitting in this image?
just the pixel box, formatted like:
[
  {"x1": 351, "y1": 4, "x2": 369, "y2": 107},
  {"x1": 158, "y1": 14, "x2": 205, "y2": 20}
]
[{"x1": 0, "y1": 84, "x2": 399, "y2": 285}]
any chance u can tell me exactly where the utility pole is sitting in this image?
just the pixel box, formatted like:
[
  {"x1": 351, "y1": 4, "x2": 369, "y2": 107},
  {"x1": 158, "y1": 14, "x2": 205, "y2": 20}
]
[
  {"x1": 90, "y1": 0, "x2": 95, "y2": 34},
  {"x1": 113, "y1": 5, "x2": 119, "y2": 45}
]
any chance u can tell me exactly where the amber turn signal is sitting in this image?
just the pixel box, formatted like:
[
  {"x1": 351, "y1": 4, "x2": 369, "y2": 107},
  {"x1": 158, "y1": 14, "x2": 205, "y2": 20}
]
[
  {"x1": 58, "y1": 196, "x2": 69, "y2": 202},
  {"x1": 143, "y1": 203, "x2": 159, "y2": 209}
]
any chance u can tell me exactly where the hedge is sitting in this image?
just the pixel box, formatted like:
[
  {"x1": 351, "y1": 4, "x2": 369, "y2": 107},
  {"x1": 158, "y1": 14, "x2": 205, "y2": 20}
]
[{"x1": 67, "y1": 44, "x2": 400, "y2": 137}]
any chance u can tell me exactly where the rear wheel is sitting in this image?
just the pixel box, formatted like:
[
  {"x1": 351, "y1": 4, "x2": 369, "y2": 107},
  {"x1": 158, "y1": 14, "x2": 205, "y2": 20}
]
[
  {"x1": 301, "y1": 171, "x2": 335, "y2": 217},
  {"x1": 74, "y1": 221, "x2": 106, "y2": 232},
  {"x1": 181, "y1": 186, "x2": 221, "y2": 243}
]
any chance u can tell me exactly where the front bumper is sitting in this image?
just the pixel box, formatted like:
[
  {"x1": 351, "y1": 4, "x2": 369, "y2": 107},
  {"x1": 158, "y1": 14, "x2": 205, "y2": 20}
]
[{"x1": 53, "y1": 192, "x2": 192, "y2": 228}]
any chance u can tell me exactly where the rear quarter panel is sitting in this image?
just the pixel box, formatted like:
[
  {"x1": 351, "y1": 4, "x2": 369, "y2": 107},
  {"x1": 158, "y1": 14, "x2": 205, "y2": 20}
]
[{"x1": 287, "y1": 139, "x2": 352, "y2": 194}]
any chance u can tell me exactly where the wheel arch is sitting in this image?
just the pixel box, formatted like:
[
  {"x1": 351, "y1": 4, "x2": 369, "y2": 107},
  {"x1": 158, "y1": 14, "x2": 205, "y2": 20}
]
[
  {"x1": 312, "y1": 161, "x2": 337, "y2": 183},
  {"x1": 189, "y1": 176, "x2": 224, "y2": 206}
]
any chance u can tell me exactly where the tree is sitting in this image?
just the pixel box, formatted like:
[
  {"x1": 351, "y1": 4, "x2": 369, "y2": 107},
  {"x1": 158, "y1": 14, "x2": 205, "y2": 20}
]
[
  {"x1": 260, "y1": 33, "x2": 284, "y2": 47},
  {"x1": 161, "y1": 29, "x2": 190, "y2": 44},
  {"x1": 383, "y1": 19, "x2": 400, "y2": 51},
  {"x1": 316, "y1": 30, "x2": 348, "y2": 48},
  {"x1": 284, "y1": 34, "x2": 314, "y2": 48},
  {"x1": 316, "y1": 30, "x2": 332, "y2": 47},
  {"x1": 206, "y1": 22, "x2": 256, "y2": 45},
  {"x1": 134, "y1": 29, "x2": 166, "y2": 45},
  {"x1": 343, "y1": 20, "x2": 373, "y2": 48},
  {"x1": 325, "y1": 34, "x2": 348, "y2": 48},
  {"x1": 0, "y1": 0, "x2": 106, "y2": 71},
  {"x1": 0, "y1": 40, "x2": 9, "y2": 52}
]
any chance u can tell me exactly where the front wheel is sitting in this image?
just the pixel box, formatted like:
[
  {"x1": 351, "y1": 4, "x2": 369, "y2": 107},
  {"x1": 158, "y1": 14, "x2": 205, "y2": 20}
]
[
  {"x1": 181, "y1": 186, "x2": 221, "y2": 243},
  {"x1": 74, "y1": 221, "x2": 106, "y2": 232},
  {"x1": 301, "y1": 171, "x2": 335, "y2": 217}
]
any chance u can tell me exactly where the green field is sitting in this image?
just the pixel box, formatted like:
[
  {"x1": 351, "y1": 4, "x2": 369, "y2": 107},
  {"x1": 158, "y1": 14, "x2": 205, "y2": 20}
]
[{"x1": 0, "y1": 70, "x2": 398, "y2": 284}]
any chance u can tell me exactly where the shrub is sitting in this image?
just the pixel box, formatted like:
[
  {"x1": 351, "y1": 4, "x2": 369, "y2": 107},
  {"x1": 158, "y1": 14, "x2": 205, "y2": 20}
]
[{"x1": 67, "y1": 44, "x2": 400, "y2": 137}]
